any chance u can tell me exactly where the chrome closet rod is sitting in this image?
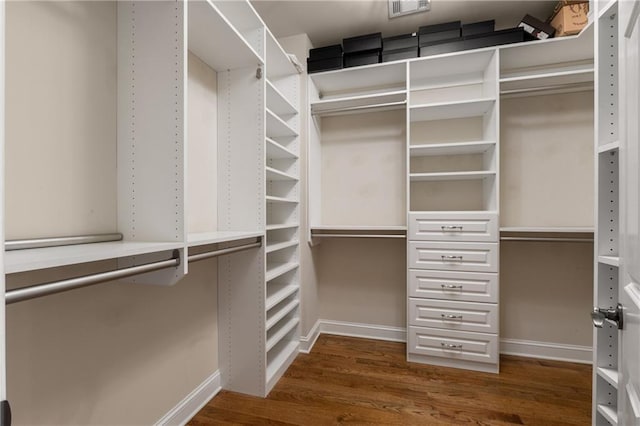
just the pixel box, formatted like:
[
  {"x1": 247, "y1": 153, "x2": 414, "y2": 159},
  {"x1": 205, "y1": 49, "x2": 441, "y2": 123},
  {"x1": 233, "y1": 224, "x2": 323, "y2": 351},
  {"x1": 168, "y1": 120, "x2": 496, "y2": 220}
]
[
  {"x1": 188, "y1": 241, "x2": 262, "y2": 263},
  {"x1": 5, "y1": 251, "x2": 181, "y2": 305},
  {"x1": 5, "y1": 233, "x2": 123, "y2": 251},
  {"x1": 500, "y1": 236, "x2": 593, "y2": 243},
  {"x1": 311, "y1": 234, "x2": 406, "y2": 239},
  {"x1": 312, "y1": 100, "x2": 406, "y2": 116}
]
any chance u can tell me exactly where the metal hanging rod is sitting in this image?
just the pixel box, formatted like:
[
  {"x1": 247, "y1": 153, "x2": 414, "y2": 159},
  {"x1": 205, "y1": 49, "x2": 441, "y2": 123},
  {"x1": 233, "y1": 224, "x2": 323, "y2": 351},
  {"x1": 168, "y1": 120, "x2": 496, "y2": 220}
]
[
  {"x1": 5, "y1": 233, "x2": 123, "y2": 251},
  {"x1": 188, "y1": 240, "x2": 262, "y2": 263},
  {"x1": 5, "y1": 250, "x2": 181, "y2": 305},
  {"x1": 311, "y1": 234, "x2": 406, "y2": 239},
  {"x1": 500, "y1": 236, "x2": 593, "y2": 243},
  {"x1": 312, "y1": 100, "x2": 407, "y2": 116},
  {"x1": 500, "y1": 81, "x2": 593, "y2": 96}
]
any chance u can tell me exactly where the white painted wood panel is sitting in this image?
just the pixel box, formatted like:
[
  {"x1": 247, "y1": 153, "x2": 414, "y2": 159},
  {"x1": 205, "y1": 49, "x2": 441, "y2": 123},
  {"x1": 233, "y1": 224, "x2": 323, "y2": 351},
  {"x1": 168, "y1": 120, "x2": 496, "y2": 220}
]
[
  {"x1": 409, "y1": 241, "x2": 498, "y2": 273},
  {"x1": 408, "y1": 298, "x2": 498, "y2": 333},
  {"x1": 408, "y1": 326, "x2": 498, "y2": 364},
  {"x1": 409, "y1": 211, "x2": 498, "y2": 242},
  {"x1": 408, "y1": 269, "x2": 498, "y2": 303}
]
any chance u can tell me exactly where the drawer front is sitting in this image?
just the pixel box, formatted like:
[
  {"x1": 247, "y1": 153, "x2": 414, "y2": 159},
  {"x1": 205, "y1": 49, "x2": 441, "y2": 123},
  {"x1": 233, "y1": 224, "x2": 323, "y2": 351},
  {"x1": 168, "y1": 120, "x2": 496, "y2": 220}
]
[
  {"x1": 409, "y1": 212, "x2": 498, "y2": 242},
  {"x1": 409, "y1": 241, "x2": 498, "y2": 272},
  {"x1": 409, "y1": 270, "x2": 498, "y2": 303},
  {"x1": 408, "y1": 298, "x2": 498, "y2": 333},
  {"x1": 408, "y1": 326, "x2": 498, "y2": 364}
]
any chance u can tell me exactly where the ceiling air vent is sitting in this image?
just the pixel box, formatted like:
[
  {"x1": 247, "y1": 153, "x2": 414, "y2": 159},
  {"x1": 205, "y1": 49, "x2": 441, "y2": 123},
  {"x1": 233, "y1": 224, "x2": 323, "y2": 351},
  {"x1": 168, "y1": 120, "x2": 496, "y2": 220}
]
[{"x1": 388, "y1": 0, "x2": 430, "y2": 19}]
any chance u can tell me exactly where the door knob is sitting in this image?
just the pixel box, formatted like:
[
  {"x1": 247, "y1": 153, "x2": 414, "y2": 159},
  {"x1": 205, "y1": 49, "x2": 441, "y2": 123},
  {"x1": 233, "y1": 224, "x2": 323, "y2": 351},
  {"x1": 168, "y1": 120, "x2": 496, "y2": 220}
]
[{"x1": 591, "y1": 303, "x2": 623, "y2": 329}]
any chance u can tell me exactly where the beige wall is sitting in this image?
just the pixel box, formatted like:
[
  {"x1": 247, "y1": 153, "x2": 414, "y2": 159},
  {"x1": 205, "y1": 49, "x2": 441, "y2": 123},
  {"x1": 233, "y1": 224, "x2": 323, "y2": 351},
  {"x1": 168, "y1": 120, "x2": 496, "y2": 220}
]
[{"x1": 6, "y1": 259, "x2": 218, "y2": 425}]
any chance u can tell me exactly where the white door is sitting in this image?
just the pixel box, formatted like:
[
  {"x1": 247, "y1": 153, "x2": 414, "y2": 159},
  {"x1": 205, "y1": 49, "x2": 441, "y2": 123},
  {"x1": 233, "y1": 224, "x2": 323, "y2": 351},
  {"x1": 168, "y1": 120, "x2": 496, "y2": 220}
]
[{"x1": 620, "y1": 1, "x2": 640, "y2": 424}]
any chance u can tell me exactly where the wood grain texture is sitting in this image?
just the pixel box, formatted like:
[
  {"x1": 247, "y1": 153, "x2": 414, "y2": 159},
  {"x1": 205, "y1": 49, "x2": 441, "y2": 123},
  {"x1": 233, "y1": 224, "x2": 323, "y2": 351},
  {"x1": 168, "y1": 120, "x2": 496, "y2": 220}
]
[{"x1": 188, "y1": 335, "x2": 591, "y2": 425}]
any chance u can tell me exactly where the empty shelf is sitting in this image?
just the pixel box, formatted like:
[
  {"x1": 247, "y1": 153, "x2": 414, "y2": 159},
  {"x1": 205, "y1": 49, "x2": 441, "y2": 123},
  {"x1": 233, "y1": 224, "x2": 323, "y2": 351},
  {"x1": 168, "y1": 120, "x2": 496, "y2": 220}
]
[
  {"x1": 267, "y1": 109, "x2": 298, "y2": 138},
  {"x1": 500, "y1": 227, "x2": 594, "y2": 233},
  {"x1": 598, "y1": 367, "x2": 619, "y2": 388},
  {"x1": 5, "y1": 241, "x2": 185, "y2": 274},
  {"x1": 266, "y1": 262, "x2": 299, "y2": 282},
  {"x1": 266, "y1": 316, "x2": 299, "y2": 351},
  {"x1": 599, "y1": 141, "x2": 620, "y2": 153},
  {"x1": 266, "y1": 167, "x2": 298, "y2": 182},
  {"x1": 410, "y1": 98, "x2": 495, "y2": 122},
  {"x1": 500, "y1": 66, "x2": 594, "y2": 94},
  {"x1": 410, "y1": 141, "x2": 496, "y2": 157},
  {"x1": 266, "y1": 223, "x2": 299, "y2": 231},
  {"x1": 309, "y1": 61, "x2": 406, "y2": 97},
  {"x1": 266, "y1": 29, "x2": 298, "y2": 79},
  {"x1": 410, "y1": 171, "x2": 496, "y2": 181},
  {"x1": 266, "y1": 195, "x2": 298, "y2": 204},
  {"x1": 597, "y1": 404, "x2": 618, "y2": 425},
  {"x1": 266, "y1": 339, "x2": 299, "y2": 388},
  {"x1": 266, "y1": 240, "x2": 299, "y2": 254},
  {"x1": 188, "y1": 1, "x2": 262, "y2": 71},
  {"x1": 267, "y1": 80, "x2": 297, "y2": 117},
  {"x1": 266, "y1": 137, "x2": 298, "y2": 160},
  {"x1": 266, "y1": 298, "x2": 299, "y2": 330},
  {"x1": 266, "y1": 284, "x2": 299, "y2": 310},
  {"x1": 599, "y1": 256, "x2": 620, "y2": 267},
  {"x1": 311, "y1": 226, "x2": 406, "y2": 239},
  {"x1": 187, "y1": 231, "x2": 263, "y2": 247}
]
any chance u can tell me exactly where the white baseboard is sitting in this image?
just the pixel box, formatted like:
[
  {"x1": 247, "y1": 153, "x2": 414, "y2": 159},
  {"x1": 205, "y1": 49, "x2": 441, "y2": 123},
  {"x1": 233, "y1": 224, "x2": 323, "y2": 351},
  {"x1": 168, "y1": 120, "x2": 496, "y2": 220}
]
[
  {"x1": 301, "y1": 320, "x2": 592, "y2": 365},
  {"x1": 500, "y1": 338, "x2": 592, "y2": 364},
  {"x1": 155, "y1": 370, "x2": 221, "y2": 426},
  {"x1": 299, "y1": 319, "x2": 321, "y2": 354}
]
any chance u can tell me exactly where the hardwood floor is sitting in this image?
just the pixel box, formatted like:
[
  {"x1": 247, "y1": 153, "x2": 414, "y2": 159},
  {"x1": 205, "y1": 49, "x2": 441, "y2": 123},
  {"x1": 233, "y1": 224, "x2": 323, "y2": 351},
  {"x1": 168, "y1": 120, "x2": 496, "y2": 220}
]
[{"x1": 189, "y1": 335, "x2": 592, "y2": 425}]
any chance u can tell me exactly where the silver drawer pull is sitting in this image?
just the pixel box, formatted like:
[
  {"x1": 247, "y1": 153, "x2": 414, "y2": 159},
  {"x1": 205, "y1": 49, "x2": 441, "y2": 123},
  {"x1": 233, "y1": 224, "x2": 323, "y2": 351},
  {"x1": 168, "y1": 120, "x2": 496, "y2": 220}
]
[
  {"x1": 441, "y1": 314, "x2": 463, "y2": 320},
  {"x1": 441, "y1": 225, "x2": 463, "y2": 231},
  {"x1": 441, "y1": 284, "x2": 463, "y2": 290},
  {"x1": 441, "y1": 343, "x2": 463, "y2": 350},
  {"x1": 441, "y1": 255, "x2": 463, "y2": 261}
]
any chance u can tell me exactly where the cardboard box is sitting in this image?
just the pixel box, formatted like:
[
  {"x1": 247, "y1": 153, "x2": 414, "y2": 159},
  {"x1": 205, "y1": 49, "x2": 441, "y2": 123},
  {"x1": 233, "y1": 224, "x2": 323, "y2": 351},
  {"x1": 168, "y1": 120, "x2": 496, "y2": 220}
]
[{"x1": 550, "y1": 1, "x2": 589, "y2": 36}]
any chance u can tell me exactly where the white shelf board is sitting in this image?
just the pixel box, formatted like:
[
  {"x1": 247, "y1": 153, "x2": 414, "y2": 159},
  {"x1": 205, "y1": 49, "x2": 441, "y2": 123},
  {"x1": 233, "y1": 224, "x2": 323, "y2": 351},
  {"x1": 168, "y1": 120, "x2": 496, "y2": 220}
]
[
  {"x1": 310, "y1": 61, "x2": 406, "y2": 97},
  {"x1": 311, "y1": 225, "x2": 406, "y2": 231},
  {"x1": 410, "y1": 49, "x2": 495, "y2": 81},
  {"x1": 500, "y1": 67, "x2": 594, "y2": 93},
  {"x1": 266, "y1": 137, "x2": 298, "y2": 160},
  {"x1": 599, "y1": 255, "x2": 620, "y2": 267},
  {"x1": 266, "y1": 223, "x2": 299, "y2": 231},
  {"x1": 5, "y1": 241, "x2": 185, "y2": 274},
  {"x1": 266, "y1": 284, "x2": 299, "y2": 311},
  {"x1": 500, "y1": 227, "x2": 594, "y2": 233},
  {"x1": 598, "y1": 0, "x2": 618, "y2": 19},
  {"x1": 266, "y1": 28, "x2": 298, "y2": 79},
  {"x1": 187, "y1": 230, "x2": 263, "y2": 247},
  {"x1": 266, "y1": 298, "x2": 299, "y2": 330},
  {"x1": 267, "y1": 80, "x2": 297, "y2": 117},
  {"x1": 597, "y1": 404, "x2": 618, "y2": 425},
  {"x1": 266, "y1": 240, "x2": 299, "y2": 254},
  {"x1": 188, "y1": 0, "x2": 263, "y2": 71},
  {"x1": 598, "y1": 367, "x2": 619, "y2": 388},
  {"x1": 266, "y1": 316, "x2": 300, "y2": 351},
  {"x1": 210, "y1": 0, "x2": 263, "y2": 38},
  {"x1": 266, "y1": 195, "x2": 298, "y2": 204},
  {"x1": 410, "y1": 171, "x2": 496, "y2": 182},
  {"x1": 266, "y1": 109, "x2": 298, "y2": 138},
  {"x1": 410, "y1": 141, "x2": 496, "y2": 157},
  {"x1": 410, "y1": 98, "x2": 495, "y2": 122},
  {"x1": 599, "y1": 141, "x2": 620, "y2": 153},
  {"x1": 266, "y1": 167, "x2": 298, "y2": 182},
  {"x1": 499, "y1": 23, "x2": 593, "y2": 73},
  {"x1": 311, "y1": 90, "x2": 406, "y2": 116},
  {"x1": 266, "y1": 261, "x2": 299, "y2": 282},
  {"x1": 266, "y1": 339, "x2": 299, "y2": 386}
]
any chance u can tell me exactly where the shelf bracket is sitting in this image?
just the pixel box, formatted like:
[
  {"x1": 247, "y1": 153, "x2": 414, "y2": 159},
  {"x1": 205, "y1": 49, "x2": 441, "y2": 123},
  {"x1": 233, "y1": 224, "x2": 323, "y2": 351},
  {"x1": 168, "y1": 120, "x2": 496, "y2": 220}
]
[{"x1": 256, "y1": 66, "x2": 263, "y2": 80}]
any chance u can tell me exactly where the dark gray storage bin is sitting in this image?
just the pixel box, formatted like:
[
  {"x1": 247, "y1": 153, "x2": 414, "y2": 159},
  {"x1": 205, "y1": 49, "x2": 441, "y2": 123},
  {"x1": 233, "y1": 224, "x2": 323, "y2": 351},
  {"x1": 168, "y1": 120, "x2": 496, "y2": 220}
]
[
  {"x1": 463, "y1": 27, "x2": 525, "y2": 49},
  {"x1": 343, "y1": 33, "x2": 382, "y2": 54},
  {"x1": 309, "y1": 44, "x2": 343, "y2": 61},
  {"x1": 307, "y1": 56, "x2": 343, "y2": 73},
  {"x1": 419, "y1": 38, "x2": 466, "y2": 57},
  {"x1": 343, "y1": 51, "x2": 381, "y2": 68},
  {"x1": 382, "y1": 47, "x2": 418, "y2": 62},
  {"x1": 462, "y1": 20, "x2": 495, "y2": 37},
  {"x1": 382, "y1": 33, "x2": 418, "y2": 51}
]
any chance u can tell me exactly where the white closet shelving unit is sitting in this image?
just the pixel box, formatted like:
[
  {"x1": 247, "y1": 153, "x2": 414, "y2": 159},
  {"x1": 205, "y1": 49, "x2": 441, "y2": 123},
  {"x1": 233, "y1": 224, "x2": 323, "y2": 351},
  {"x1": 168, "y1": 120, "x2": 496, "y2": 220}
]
[
  {"x1": 308, "y1": 62, "x2": 408, "y2": 241},
  {"x1": 407, "y1": 49, "x2": 500, "y2": 373},
  {"x1": 2, "y1": 0, "x2": 301, "y2": 408},
  {"x1": 263, "y1": 29, "x2": 301, "y2": 395},
  {"x1": 593, "y1": 1, "x2": 620, "y2": 424},
  {"x1": 307, "y1": 23, "x2": 595, "y2": 374}
]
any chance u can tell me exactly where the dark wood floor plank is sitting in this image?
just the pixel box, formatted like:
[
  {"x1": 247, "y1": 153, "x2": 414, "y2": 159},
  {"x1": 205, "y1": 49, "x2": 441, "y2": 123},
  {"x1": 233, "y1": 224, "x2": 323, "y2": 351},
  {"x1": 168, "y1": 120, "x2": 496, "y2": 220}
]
[{"x1": 188, "y1": 334, "x2": 592, "y2": 425}]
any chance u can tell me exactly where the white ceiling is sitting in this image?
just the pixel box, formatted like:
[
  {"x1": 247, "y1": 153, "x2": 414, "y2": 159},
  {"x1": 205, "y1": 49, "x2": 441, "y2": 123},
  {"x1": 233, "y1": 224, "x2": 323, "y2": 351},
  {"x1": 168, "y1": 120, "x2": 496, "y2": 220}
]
[{"x1": 251, "y1": 0, "x2": 557, "y2": 48}]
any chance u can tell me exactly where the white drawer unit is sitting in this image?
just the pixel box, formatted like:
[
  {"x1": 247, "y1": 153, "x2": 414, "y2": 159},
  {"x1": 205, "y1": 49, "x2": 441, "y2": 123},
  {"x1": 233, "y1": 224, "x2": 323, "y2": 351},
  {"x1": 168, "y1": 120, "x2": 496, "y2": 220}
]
[
  {"x1": 408, "y1": 326, "x2": 498, "y2": 365},
  {"x1": 409, "y1": 269, "x2": 498, "y2": 303},
  {"x1": 409, "y1": 241, "x2": 498, "y2": 273},
  {"x1": 408, "y1": 298, "x2": 498, "y2": 333},
  {"x1": 409, "y1": 212, "x2": 498, "y2": 242}
]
